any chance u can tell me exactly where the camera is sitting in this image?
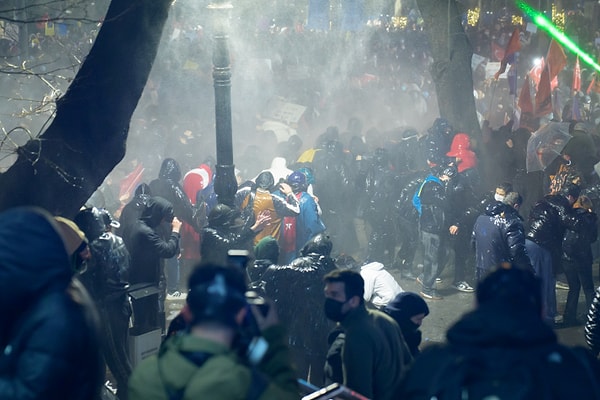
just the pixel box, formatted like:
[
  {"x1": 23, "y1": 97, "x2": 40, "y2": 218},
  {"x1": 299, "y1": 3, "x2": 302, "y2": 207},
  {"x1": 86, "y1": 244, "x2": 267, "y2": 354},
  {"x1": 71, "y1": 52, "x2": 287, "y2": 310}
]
[
  {"x1": 246, "y1": 290, "x2": 270, "y2": 317},
  {"x1": 227, "y1": 249, "x2": 250, "y2": 271},
  {"x1": 235, "y1": 291, "x2": 270, "y2": 365}
]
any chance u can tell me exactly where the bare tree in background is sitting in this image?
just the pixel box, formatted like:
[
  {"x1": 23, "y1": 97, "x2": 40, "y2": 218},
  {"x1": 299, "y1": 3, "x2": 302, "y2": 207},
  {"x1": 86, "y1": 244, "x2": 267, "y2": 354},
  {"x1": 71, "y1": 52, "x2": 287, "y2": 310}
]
[
  {"x1": 0, "y1": 0, "x2": 171, "y2": 216},
  {"x1": 417, "y1": 0, "x2": 481, "y2": 137}
]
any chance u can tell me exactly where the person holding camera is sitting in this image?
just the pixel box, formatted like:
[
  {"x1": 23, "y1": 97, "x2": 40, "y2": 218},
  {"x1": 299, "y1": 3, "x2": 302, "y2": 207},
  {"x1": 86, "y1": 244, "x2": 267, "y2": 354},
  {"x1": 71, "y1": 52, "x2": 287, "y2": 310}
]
[{"x1": 128, "y1": 263, "x2": 300, "y2": 400}]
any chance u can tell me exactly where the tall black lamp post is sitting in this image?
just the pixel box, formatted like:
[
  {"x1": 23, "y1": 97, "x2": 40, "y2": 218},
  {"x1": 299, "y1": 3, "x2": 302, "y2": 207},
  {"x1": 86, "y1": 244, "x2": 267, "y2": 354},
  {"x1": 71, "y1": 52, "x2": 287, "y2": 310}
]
[{"x1": 209, "y1": 0, "x2": 237, "y2": 207}]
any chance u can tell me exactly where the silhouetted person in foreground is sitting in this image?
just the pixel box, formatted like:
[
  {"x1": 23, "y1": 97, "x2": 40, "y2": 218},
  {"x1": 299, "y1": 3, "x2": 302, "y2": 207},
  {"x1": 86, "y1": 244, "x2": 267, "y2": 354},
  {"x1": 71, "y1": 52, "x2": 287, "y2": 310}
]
[
  {"x1": 399, "y1": 266, "x2": 600, "y2": 399},
  {"x1": 129, "y1": 263, "x2": 299, "y2": 399},
  {"x1": 0, "y1": 208, "x2": 103, "y2": 400}
]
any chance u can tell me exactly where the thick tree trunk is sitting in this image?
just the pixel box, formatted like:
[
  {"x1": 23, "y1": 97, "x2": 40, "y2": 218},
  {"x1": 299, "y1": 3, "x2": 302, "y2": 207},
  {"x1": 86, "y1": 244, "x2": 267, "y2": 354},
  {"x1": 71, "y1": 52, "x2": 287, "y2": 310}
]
[
  {"x1": 0, "y1": 0, "x2": 171, "y2": 217},
  {"x1": 417, "y1": 0, "x2": 481, "y2": 137}
]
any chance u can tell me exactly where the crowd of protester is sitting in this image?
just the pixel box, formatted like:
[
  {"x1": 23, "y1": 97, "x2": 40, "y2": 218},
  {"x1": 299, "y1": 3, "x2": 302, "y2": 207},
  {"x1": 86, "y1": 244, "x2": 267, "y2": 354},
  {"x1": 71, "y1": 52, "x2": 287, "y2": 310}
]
[{"x1": 4, "y1": 1, "x2": 600, "y2": 399}]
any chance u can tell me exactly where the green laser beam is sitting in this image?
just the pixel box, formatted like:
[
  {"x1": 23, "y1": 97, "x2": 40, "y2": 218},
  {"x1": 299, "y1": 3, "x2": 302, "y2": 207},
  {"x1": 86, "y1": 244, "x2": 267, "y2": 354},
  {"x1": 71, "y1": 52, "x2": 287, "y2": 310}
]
[{"x1": 516, "y1": 0, "x2": 600, "y2": 73}]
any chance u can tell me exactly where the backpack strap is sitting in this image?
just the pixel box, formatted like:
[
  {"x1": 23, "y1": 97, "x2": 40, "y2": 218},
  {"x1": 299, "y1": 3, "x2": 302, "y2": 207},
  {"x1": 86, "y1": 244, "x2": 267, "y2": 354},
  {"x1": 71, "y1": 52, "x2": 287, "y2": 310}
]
[{"x1": 412, "y1": 175, "x2": 442, "y2": 215}]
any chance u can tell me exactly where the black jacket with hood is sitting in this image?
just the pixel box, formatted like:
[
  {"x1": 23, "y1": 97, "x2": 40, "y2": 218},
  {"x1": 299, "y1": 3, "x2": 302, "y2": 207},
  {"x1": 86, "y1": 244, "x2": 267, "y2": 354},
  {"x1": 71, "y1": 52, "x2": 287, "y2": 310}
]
[
  {"x1": 149, "y1": 158, "x2": 200, "y2": 232},
  {"x1": 128, "y1": 196, "x2": 180, "y2": 285},
  {"x1": 400, "y1": 304, "x2": 600, "y2": 399},
  {"x1": 0, "y1": 208, "x2": 103, "y2": 400}
]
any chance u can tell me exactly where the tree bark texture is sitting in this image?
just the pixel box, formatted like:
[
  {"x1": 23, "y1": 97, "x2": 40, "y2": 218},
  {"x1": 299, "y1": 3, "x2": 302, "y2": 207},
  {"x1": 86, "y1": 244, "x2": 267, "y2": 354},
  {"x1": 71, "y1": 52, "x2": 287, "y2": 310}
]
[
  {"x1": 417, "y1": 0, "x2": 481, "y2": 137},
  {"x1": 0, "y1": 0, "x2": 171, "y2": 217}
]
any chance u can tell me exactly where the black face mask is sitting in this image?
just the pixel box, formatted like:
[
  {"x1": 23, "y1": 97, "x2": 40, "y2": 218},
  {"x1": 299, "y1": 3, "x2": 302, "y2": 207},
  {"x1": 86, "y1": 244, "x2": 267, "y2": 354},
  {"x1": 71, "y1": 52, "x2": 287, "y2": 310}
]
[{"x1": 324, "y1": 298, "x2": 347, "y2": 322}]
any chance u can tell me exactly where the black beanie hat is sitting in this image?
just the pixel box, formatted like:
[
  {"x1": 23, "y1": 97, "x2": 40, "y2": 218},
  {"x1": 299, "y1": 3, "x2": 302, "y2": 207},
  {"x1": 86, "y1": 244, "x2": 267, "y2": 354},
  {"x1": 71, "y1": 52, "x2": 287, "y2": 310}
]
[{"x1": 384, "y1": 292, "x2": 430, "y2": 321}]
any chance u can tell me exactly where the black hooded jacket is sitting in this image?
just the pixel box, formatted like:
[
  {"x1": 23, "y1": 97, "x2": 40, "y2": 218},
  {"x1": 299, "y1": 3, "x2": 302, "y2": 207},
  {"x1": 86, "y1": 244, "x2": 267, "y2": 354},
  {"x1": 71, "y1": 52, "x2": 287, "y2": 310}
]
[
  {"x1": 563, "y1": 208, "x2": 598, "y2": 261},
  {"x1": 526, "y1": 194, "x2": 572, "y2": 250},
  {"x1": 0, "y1": 208, "x2": 103, "y2": 400},
  {"x1": 150, "y1": 158, "x2": 200, "y2": 232},
  {"x1": 118, "y1": 182, "x2": 151, "y2": 247},
  {"x1": 128, "y1": 196, "x2": 180, "y2": 285},
  {"x1": 400, "y1": 304, "x2": 600, "y2": 399}
]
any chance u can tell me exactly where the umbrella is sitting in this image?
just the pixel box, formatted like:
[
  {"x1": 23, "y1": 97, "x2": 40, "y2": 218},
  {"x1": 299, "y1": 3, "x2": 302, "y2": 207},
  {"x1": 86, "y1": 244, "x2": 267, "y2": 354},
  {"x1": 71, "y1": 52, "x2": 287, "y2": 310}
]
[{"x1": 526, "y1": 122, "x2": 572, "y2": 173}]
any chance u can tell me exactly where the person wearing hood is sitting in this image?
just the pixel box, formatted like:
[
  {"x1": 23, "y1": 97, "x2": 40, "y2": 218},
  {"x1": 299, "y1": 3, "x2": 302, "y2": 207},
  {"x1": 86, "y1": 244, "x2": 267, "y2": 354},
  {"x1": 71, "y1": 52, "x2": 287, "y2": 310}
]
[
  {"x1": 128, "y1": 196, "x2": 182, "y2": 333},
  {"x1": 446, "y1": 132, "x2": 481, "y2": 198},
  {"x1": 398, "y1": 266, "x2": 600, "y2": 399},
  {"x1": 75, "y1": 207, "x2": 133, "y2": 400},
  {"x1": 235, "y1": 171, "x2": 300, "y2": 245},
  {"x1": 200, "y1": 203, "x2": 271, "y2": 266},
  {"x1": 118, "y1": 182, "x2": 151, "y2": 248},
  {"x1": 279, "y1": 171, "x2": 326, "y2": 264},
  {"x1": 425, "y1": 117, "x2": 455, "y2": 168},
  {"x1": 0, "y1": 208, "x2": 103, "y2": 400},
  {"x1": 248, "y1": 236, "x2": 281, "y2": 285},
  {"x1": 357, "y1": 260, "x2": 403, "y2": 309},
  {"x1": 472, "y1": 192, "x2": 533, "y2": 281},
  {"x1": 259, "y1": 233, "x2": 336, "y2": 384},
  {"x1": 258, "y1": 156, "x2": 293, "y2": 184},
  {"x1": 150, "y1": 158, "x2": 201, "y2": 232},
  {"x1": 384, "y1": 292, "x2": 430, "y2": 358},
  {"x1": 444, "y1": 135, "x2": 481, "y2": 294},
  {"x1": 150, "y1": 158, "x2": 201, "y2": 297}
]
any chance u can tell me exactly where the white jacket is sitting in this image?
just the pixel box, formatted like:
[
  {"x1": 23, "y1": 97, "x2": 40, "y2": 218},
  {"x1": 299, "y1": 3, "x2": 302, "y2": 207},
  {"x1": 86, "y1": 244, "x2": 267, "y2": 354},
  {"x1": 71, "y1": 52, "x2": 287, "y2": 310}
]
[{"x1": 360, "y1": 262, "x2": 404, "y2": 308}]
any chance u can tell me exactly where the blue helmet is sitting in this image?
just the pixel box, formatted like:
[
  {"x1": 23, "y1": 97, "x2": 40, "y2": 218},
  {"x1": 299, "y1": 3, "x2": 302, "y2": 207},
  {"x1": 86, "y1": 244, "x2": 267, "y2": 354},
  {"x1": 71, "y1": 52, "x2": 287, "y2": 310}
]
[{"x1": 287, "y1": 171, "x2": 307, "y2": 193}]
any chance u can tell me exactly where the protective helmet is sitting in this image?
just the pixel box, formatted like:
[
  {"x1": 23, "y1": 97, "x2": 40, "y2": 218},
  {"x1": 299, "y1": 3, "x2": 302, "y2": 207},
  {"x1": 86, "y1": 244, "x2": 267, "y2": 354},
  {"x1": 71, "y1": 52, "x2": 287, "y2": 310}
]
[
  {"x1": 442, "y1": 165, "x2": 458, "y2": 179},
  {"x1": 207, "y1": 204, "x2": 240, "y2": 227},
  {"x1": 301, "y1": 233, "x2": 333, "y2": 257},
  {"x1": 373, "y1": 148, "x2": 390, "y2": 167},
  {"x1": 324, "y1": 140, "x2": 343, "y2": 155},
  {"x1": 430, "y1": 117, "x2": 453, "y2": 135},
  {"x1": 446, "y1": 133, "x2": 471, "y2": 157},
  {"x1": 74, "y1": 207, "x2": 106, "y2": 242},
  {"x1": 287, "y1": 171, "x2": 307, "y2": 193},
  {"x1": 255, "y1": 171, "x2": 275, "y2": 191}
]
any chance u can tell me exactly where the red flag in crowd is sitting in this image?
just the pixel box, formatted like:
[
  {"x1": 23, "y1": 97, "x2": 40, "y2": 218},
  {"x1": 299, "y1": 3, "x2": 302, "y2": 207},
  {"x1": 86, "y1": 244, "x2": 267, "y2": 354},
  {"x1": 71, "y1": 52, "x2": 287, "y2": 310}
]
[
  {"x1": 491, "y1": 42, "x2": 505, "y2": 62},
  {"x1": 534, "y1": 40, "x2": 567, "y2": 118},
  {"x1": 518, "y1": 75, "x2": 534, "y2": 114},
  {"x1": 572, "y1": 56, "x2": 581, "y2": 92},
  {"x1": 588, "y1": 73, "x2": 600, "y2": 94},
  {"x1": 494, "y1": 28, "x2": 521, "y2": 80},
  {"x1": 535, "y1": 66, "x2": 553, "y2": 117},
  {"x1": 546, "y1": 39, "x2": 567, "y2": 82},
  {"x1": 529, "y1": 57, "x2": 544, "y2": 87},
  {"x1": 119, "y1": 163, "x2": 145, "y2": 203}
]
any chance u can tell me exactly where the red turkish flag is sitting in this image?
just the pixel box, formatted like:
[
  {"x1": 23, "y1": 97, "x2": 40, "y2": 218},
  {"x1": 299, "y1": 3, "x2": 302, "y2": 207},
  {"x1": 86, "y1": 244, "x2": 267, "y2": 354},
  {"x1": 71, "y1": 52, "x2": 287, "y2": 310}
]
[
  {"x1": 535, "y1": 67, "x2": 553, "y2": 117},
  {"x1": 546, "y1": 39, "x2": 567, "y2": 82},
  {"x1": 492, "y1": 42, "x2": 505, "y2": 62},
  {"x1": 518, "y1": 75, "x2": 534, "y2": 114},
  {"x1": 494, "y1": 28, "x2": 521, "y2": 80},
  {"x1": 529, "y1": 58, "x2": 544, "y2": 87}
]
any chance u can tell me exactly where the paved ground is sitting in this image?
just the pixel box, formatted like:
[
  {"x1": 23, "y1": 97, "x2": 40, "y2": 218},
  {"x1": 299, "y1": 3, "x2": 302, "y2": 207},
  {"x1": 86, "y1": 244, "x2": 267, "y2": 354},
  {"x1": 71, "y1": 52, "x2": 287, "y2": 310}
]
[
  {"x1": 390, "y1": 265, "x2": 590, "y2": 348},
  {"x1": 165, "y1": 262, "x2": 593, "y2": 349}
]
